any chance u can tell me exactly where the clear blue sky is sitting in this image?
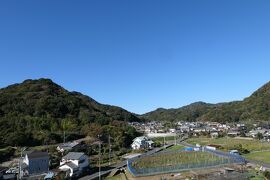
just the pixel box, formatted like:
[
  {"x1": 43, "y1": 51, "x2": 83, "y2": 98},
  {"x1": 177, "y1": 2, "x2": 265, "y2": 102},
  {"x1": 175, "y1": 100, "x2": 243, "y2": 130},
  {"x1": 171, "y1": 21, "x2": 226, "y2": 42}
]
[{"x1": 0, "y1": 1, "x2": 270, "y2": 114}]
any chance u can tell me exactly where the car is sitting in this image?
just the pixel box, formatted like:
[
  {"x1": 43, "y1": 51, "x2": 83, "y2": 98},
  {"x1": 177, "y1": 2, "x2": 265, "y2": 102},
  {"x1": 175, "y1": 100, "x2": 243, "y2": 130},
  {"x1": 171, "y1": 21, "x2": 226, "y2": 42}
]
[{"x1": 229, "y1": 150, "x2": 240, "y2": 155}]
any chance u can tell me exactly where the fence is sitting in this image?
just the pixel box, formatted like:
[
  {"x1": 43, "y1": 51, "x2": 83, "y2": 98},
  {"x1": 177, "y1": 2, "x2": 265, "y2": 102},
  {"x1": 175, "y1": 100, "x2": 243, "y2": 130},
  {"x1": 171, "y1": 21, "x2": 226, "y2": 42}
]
[{"x1": 127, "y1": 147, "x2": 246, "y2": 177}]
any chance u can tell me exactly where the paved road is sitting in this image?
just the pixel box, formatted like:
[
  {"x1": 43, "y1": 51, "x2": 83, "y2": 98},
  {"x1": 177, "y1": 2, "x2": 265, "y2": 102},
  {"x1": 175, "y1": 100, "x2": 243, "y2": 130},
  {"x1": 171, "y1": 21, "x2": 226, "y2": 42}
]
[
  {"x1": 79, "y1": 144, "x2": 173, "y2": 180},
  {"x1": 246, "y1": 159, "x2": 270, "y2": 169}
]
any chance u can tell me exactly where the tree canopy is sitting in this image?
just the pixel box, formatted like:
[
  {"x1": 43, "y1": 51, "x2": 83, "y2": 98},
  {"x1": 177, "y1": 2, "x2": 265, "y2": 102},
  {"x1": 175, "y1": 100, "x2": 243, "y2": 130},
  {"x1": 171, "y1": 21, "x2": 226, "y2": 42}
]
[{"x1": 0, "y1": 78, "x2": 140, "y2": 147}]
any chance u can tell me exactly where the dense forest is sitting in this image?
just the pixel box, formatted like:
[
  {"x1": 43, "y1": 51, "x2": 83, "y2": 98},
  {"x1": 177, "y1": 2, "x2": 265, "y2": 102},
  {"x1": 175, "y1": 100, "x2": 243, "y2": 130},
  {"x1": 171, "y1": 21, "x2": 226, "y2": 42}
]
[
  {"x1": 0, "y1": 79, "x2": 140, "y2": 147},
  {"x1": 142, "y1": 81, "x2": 270, "y2": 123}
]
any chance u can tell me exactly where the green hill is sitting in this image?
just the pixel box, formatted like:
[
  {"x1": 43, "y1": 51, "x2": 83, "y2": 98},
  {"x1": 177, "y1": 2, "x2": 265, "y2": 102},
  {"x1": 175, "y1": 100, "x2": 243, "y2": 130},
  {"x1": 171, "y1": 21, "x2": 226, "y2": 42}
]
[
  {"x1": 142, "y1": 81, "x2": 270, "y2": 123},
  {"x1": 142, "y1": 102, "x2": 214, "y2": 122},
  {"x1": 0, "y1": 78, "x2": 140, "y2": 147}
]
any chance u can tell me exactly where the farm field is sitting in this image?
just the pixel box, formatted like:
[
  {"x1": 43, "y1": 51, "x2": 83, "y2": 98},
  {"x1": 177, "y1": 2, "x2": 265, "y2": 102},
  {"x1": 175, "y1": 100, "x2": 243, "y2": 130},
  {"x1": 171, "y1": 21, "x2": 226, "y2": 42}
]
[
  {"x1": 186, "y1": 137, "x2": 270, "y2": 152},
  {"x1": 151, "y1": 136, "x2": 176, "y2": 144},
  {"x1": 164, "y1": 144, "x2": 185, "y2": 151},
  {"x1": 132, "y1": 151, "x2": 229, "y2": 169},
  {"x1": 244, "y1": 151, "x2": 270, "y2": 164}
]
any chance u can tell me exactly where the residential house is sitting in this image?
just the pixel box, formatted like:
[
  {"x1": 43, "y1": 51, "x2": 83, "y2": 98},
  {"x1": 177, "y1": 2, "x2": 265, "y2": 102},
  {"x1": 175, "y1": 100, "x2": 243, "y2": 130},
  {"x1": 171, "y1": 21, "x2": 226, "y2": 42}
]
[
  {"x1": 0, "y1": 166, "x2": 7, "y2": 180},
  {"x1": 248, "y1": 129, "x2": 270, "y2": 139},
  {"x1": 22, "y1": 151, "x2": 49, "y2": 176},
  {"x1": 131, "y1": 136, "x2": 154, "y2": 150},
  {"x1": 57, "y1": 141, "x2": 79, "y2": 153},
  {"x1": 179, "y1": 125, "x2": 190, "y2": 133},
  {"x1": 263, "y1": 132, "x2": 270, "y2": 141},
  {"x1": 210, "y1": 132, "x2": 219, "y2": 138},
  {"x1": 227, "y1": 130, "x2": 240, "y2": 137},
  {"x1": 59, "y1": 152, "x2": 89, "y2": 177}
]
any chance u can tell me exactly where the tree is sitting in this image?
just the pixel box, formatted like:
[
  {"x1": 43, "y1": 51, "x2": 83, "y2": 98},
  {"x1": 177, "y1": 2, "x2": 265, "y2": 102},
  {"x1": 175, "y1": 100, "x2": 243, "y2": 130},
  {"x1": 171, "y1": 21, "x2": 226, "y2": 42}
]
[
  {"x1": 256, "y1": 132, "x2": 263, "y2": 140},
  {"x1": 86, "y1": 123, "x2": 104, "y2": 138}
]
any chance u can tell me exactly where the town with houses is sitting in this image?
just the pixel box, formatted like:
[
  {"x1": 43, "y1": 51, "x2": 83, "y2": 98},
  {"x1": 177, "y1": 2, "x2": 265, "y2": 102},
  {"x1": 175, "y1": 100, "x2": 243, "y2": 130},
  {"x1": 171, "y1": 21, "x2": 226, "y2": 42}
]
[
  {"x1": 1, "y1": 120, "x2": 270, "y2": 180},
  {"x1": 129, "y1": 121, "x2": 270, "y2": 141}
]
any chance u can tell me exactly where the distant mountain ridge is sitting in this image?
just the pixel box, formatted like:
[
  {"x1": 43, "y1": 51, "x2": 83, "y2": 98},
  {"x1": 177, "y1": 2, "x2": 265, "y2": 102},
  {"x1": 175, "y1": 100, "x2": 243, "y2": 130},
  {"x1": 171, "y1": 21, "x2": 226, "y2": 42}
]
[
  {"x1": 142, "y1": 81, "x2": 270, "y2": 123},
  {"x1": 0, "y1": 78, "x2": 140, "y2": 122}
]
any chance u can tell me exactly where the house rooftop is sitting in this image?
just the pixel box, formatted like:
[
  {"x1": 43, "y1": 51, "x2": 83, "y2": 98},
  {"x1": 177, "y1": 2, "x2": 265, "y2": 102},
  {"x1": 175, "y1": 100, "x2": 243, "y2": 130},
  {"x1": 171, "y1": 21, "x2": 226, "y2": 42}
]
[
  {"x1": 133, "y1": 136, "x2": 148, "y2": 141},
  {"x1": 64, "y1": 162, "x2": 79, "y2": 169},
  {"x1": 62, "y1": 152, "x2": 85, "y2": 160},
  {"x1": 25, "y1": 151, "x2": 49, "y2": 159}
]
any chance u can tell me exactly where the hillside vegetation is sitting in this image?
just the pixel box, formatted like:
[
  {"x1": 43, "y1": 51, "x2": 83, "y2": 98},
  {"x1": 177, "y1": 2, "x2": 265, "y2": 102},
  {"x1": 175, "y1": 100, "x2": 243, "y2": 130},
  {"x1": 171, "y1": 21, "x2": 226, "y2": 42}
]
[
  {"x1": 142, "y1": 81, "x2": 270, "y2": 123},
  {"x1": 0, "y1": 79, "x2": 140, "y2": 147}
]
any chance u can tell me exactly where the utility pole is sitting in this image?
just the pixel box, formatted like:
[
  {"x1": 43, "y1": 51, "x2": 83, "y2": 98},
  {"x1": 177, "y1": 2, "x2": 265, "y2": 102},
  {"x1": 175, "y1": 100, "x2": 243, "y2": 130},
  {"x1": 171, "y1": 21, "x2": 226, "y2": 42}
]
[
  {"x1": 108, "y1": 135, "x2": 111, "y2": 166},
  {"x1": 18, "y1": 147, "x2": 26, "y2": 180},
  {"x1": 174, "y1": 134, "x2": 177, "y2": 145},
  {"x1": 98, "y1": 135, "x2": 101, "y2": 180},
  {"x1": 163, "y1": 136, "x2": 166, "y2": 148},
  {"x1": 63, "y1": 119, "x2": 66, "y2": 143}
]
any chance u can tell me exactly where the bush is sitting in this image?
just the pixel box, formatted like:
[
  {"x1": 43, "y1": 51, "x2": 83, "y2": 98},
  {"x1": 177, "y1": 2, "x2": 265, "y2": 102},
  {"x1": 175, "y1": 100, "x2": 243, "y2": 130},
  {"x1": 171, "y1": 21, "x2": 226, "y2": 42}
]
[
  {"x1": 0, "y1": 146, "x2": 15, "y2": 163},
  {"x1": 263, "y1": 171, "x2": 270, "y2": 179},
  {"x1": 232, "y1": 144, "x2": 250, "y2": 154}
]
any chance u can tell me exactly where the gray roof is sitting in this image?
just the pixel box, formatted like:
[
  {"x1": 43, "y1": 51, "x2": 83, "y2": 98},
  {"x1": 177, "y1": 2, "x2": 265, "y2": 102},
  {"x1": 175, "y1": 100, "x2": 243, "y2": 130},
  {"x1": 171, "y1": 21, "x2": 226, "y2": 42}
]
[
  {"x1": 62, "y1": 152, "x2": 85, "y2": 160},
  {"x1": 59, "y1": 142, "x2": 79, "y2": 150},
  {"x1": 26, "y1": 151, "x2": 49, "y2": 159}
]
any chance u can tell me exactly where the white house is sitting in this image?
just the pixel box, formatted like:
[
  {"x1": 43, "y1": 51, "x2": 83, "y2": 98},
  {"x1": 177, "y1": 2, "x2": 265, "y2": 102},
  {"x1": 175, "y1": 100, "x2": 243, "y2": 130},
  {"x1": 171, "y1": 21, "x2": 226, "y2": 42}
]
[
  {"x1": 59, "y1": 152, "x2": 89, "y2": 177},
  {"x1": 248, "y1": 129, "x2": 268, "y2": 138},
  {"x1": 169, "y1": 128, "x2": 176, "y2": 133},
  {"x1": 131, "y1": 136, "x2": 154, "y2": 150},
  {"x1": 210, "y1": 132, "x2": 219, "y2": 138}
]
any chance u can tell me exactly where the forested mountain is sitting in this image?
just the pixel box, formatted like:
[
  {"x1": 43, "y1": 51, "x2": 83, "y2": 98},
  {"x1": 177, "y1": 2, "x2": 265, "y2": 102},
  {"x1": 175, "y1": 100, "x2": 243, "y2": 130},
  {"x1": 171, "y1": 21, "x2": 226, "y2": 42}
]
[
  {"x1": 142, "y1": 81, "x2": 270, "y2": 123},
  {"x1": 0, "y1": 78, "x2": 140, "y2": 147},
  {"x1": 142, "y1": 102, "x2": 215, "y2": 122}
]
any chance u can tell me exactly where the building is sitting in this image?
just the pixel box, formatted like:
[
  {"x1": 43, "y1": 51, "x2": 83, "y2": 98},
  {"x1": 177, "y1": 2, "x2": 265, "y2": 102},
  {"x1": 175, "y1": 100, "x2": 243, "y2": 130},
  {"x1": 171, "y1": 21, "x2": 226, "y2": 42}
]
[
  {"x1": 210, "y1": 132, "x2": 219, "y2": 138},
  {"x1": 248, "y1": 129, "x2": 268, "y2": 138},
  {"x1": 56, "y1": 141, "x2": 79, "y2": 153},
  {"x1": 131, "y1": 136, "x2": 154, "y2": 150},
  {"x1": 0, "y1": 166, "x2": 8, "y2": 179},
  {"x1": 227, "y1": 130, "x2": 240, "y2": 137},
  {"x1": 22, "y1": 151, "x2": 49, "y2": 176},
  {"x1": 59, "y1": 152, "x2": 89, "y2": 177}
]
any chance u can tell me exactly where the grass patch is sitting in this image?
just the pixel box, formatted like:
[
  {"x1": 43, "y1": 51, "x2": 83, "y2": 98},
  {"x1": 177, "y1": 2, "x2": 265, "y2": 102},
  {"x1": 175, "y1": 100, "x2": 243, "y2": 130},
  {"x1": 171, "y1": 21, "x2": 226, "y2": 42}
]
[
  {"x1": 186, "y1": 137, "x2": 270, "y2": 152},
  {"x1": 244, "y1": 151, "x2": 270, "y2": 163},
  {"x1": 152, "y1": 136, "x2": 176, "y2": 143},
  {"x1": 105, "y1": 173, "x2": 125, "y2": 180},
  {"x1": 164, "y1": 145, "x2": 185, "y2": 151},
  {"x1": 248, "y1": 169, "x2": 266, "y2": 180}
]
